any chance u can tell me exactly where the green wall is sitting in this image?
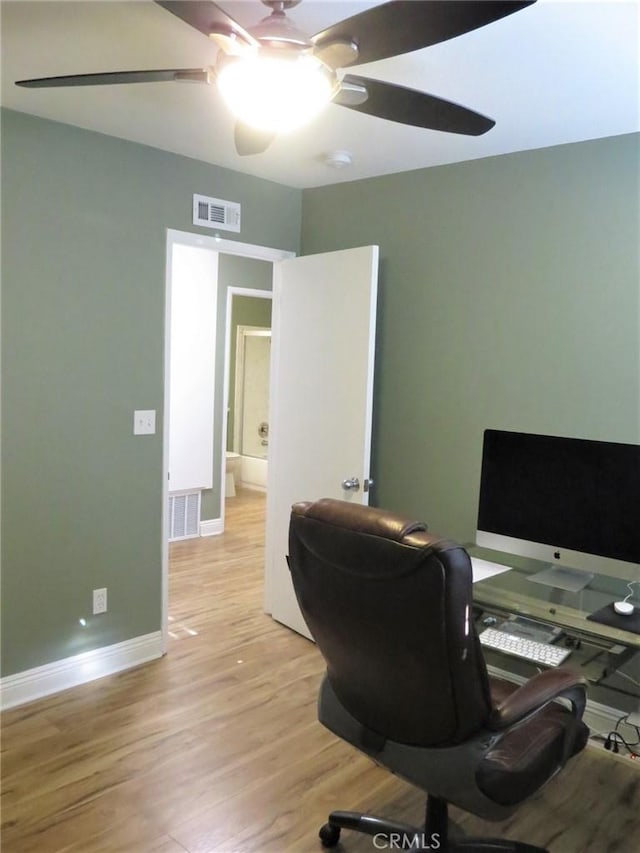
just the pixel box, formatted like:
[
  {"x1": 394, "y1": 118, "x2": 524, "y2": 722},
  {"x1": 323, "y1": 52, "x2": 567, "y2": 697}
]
[
  {"x1": 2, "y1": 108, "x2": 638, "y2": 681},
  {"x1": 201, "y1": 258, "x2": 273, "y2": 521},
  {"x1": 302, "y1": 133, "x2": 640, "y2": 543},
  {"x1": 1, "y1": 109, "x2": 301, "y2": 676}
]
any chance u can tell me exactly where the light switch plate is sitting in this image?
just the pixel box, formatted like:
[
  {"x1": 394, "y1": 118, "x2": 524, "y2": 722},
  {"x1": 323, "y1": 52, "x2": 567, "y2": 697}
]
[{"x1": 134, "y1": 410, "x2": 156, "y2": 435}]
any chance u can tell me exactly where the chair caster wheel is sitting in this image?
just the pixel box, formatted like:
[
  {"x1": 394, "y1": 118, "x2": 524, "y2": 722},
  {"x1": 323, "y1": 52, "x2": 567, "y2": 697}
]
[{"x1": 319, "y1": 822, "x2": 341, "y2": 847}]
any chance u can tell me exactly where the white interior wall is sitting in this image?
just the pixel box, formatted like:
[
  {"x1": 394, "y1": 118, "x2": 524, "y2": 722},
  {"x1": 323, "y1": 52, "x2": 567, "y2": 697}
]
[{"x1": 168, "y1": 243, "x2": 218, "y2": 492}]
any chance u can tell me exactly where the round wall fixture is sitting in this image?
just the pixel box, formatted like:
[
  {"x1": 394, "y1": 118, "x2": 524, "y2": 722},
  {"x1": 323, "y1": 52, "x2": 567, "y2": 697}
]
[{"x1": 324, "y1": 150, "x2": 353, "y2": 168}]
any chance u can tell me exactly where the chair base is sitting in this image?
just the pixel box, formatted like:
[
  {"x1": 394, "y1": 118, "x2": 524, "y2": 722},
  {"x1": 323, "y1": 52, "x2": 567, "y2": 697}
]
[{"x1": 319, "y1": 796, "x2": 547, "y2": 852}]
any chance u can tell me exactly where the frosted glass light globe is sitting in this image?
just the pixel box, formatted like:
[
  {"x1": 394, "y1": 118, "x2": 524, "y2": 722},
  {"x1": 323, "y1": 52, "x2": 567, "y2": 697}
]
[{"x1": 217, "y1": 54, "x2": 334, "y2": 133}]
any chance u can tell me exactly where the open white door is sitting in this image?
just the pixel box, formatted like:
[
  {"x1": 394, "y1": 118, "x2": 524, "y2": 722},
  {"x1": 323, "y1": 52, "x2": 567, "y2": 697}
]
[{"x1": 265, "y1": 246, "x2": 379, "y2": 637}]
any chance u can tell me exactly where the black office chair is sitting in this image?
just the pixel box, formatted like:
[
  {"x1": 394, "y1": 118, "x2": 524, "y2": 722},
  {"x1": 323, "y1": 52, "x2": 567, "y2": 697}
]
[{"x1": 288, "y1": 499, "x2": 589, "y2": 853}]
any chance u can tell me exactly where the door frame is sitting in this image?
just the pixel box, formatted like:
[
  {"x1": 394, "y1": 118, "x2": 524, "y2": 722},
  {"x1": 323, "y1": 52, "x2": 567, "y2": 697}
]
[
  {"x1": 230, "y1": 322, "x2": 272, "y2": 458},
  {"x1": 162, "y1": 229, "x2": 294, "y2": 652},
  {"x1": 223, "y1": 291, "x2": 272, "y2": 508}
]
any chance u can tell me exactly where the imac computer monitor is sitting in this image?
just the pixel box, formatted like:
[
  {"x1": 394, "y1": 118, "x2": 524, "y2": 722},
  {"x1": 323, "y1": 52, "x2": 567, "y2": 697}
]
[{"x1": 476, "y1": 430, "x2": 640, "y2": 582}]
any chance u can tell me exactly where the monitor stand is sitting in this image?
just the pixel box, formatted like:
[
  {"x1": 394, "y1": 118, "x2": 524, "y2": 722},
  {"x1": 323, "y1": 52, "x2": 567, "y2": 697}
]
[{"x1": 527, "y1": 565, "x2": 594, "y2": 593}]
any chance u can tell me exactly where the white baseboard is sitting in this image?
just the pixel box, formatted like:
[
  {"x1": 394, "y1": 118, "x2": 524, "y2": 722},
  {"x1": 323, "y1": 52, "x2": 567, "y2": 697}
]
[
  {"x1": 581, "y1": 698, "x2": 630, "y2": 737},
  {"x1": 0, "y1": 631, "x2": 164, "y2": 711},
  {"x1": 200, "y1": 517, "x2": 223, "y2": 536},
  {"x1": 239, "y1": 482, "x2": 267, "y2": 493}
]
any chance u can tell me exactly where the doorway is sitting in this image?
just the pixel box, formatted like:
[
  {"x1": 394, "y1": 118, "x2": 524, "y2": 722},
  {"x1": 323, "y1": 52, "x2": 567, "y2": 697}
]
[
  {"x1": 164, "y1": 235, "x2": 379, "y2": 644},
  {"x1": 162, "y1": 229, "x2": 294, "y2": 651},
  {"x1": 224, "y1": 291, "x2": 272, "y2": 502}
]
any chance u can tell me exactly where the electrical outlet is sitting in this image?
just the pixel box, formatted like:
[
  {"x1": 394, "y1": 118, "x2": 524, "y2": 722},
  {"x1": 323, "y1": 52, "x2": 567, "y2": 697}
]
[
  {"x1": 93, "y1": 588, "x2": 107, "y2": 615},
  {"x1": 133, "y1": 410, "x2": 156, "y2": 435}
]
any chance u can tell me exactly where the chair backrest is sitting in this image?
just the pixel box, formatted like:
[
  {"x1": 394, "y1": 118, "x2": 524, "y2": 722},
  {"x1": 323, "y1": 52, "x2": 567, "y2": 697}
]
[{"x1": 288, "y1": 499, "x2": 493, "y2": 747}]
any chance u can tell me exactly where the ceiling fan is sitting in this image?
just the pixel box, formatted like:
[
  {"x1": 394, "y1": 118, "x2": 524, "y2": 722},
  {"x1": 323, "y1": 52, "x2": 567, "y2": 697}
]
[{"x1": 16, "y1": 0, "x2": 536, "y2": 156}]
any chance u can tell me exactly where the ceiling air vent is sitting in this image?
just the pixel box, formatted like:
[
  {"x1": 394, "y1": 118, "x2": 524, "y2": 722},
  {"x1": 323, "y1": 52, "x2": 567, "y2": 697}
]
[{"x1": 193, "y1": 194, "x2": 241, "y2": 233}]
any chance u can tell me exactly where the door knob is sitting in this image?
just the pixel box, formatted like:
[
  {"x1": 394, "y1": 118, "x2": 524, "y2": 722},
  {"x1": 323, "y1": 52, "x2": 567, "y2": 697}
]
[{"x1": 341, "y1": 477, "x2": 360, "y2": 491}]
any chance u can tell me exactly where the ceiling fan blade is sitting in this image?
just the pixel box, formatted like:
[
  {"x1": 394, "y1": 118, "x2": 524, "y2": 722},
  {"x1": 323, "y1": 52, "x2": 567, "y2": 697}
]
[
  {"x1": 334, "y1": 75, "x2": 495, "y2": 136},
  {"x1": 16, "y1": 69, "x2": 212, "y2": 88},
  {"x1": 234, "y1": 122, "x2": 277, "y2": 156},
  {"x1": 155, "y1": 1, "x2": 258, "y2": 49},
  {"x1": 312, "y1": 0, "x2": 536, "y2": 67}
]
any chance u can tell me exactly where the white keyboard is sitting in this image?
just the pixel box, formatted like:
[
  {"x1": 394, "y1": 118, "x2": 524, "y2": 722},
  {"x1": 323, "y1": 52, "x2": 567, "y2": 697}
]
[{"x1": 479, "y1": 628, "x2": 571, "y2": 667}]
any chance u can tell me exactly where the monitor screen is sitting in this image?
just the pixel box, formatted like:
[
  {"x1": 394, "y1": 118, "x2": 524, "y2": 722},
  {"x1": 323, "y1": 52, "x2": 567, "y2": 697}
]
[{"x1": 476, "y1": 430, "x2": 640, "y2": 581}]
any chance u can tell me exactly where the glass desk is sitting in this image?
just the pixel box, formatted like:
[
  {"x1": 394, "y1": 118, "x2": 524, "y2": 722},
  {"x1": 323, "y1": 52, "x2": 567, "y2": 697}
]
[{"x1": 468, "y1": 545, "x2": 640, "y2": 716}]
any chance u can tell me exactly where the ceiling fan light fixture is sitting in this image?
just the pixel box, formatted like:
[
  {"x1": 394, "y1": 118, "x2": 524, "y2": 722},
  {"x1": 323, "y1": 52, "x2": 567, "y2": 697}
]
[{"x1": 217, "y1": 53, "x2": 335, "y2": 133}]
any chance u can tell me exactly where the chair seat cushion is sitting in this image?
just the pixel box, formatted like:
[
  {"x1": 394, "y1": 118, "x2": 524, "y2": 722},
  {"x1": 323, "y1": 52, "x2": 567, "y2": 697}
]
[{"x1": 476, "y1": 677, "x2": 589, "y2": 806}]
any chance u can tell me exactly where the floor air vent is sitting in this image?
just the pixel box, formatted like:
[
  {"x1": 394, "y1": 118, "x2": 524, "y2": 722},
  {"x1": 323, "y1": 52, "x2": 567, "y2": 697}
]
[
  {"x1": 193, "y1": 194, "x2": 241, "y2": 233},
  {"x1": 169, "y1": 491, "x2": 201, "y2": 541}
]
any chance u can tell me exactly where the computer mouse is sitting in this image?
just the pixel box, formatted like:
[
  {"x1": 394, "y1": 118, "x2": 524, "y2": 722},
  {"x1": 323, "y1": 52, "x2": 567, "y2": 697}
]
[{"x1": 613, "y1": 600, "x2": 634, "y2": 616}]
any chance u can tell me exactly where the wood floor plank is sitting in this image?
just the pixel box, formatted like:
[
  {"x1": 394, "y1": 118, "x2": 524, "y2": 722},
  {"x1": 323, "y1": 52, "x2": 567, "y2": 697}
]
[{"x1": 2, "y1": 488, "x2": 639, "y2": 852}]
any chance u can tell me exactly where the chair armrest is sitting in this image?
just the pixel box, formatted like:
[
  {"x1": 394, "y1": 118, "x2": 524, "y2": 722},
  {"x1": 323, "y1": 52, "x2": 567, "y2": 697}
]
[{"x1": 488, "y1": 668, "x2": 587, "y2": 731}]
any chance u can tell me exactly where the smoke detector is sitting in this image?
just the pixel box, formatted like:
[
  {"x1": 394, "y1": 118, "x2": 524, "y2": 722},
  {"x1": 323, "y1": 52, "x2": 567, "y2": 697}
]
[{"x1": 324, "y1": 150, "x2": 353, "y2": 169}]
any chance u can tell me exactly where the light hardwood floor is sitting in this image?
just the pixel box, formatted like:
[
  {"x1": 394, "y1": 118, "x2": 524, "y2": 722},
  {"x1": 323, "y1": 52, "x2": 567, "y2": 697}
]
[{"x1": 2, "y1": 489, "x2": 639, "y2": 853}]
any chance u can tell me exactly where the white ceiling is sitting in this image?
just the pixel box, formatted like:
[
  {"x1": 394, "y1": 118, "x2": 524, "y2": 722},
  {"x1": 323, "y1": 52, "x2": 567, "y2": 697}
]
[{"x1": 1, "y1": 0, "x2": 638, "y2": 189}]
